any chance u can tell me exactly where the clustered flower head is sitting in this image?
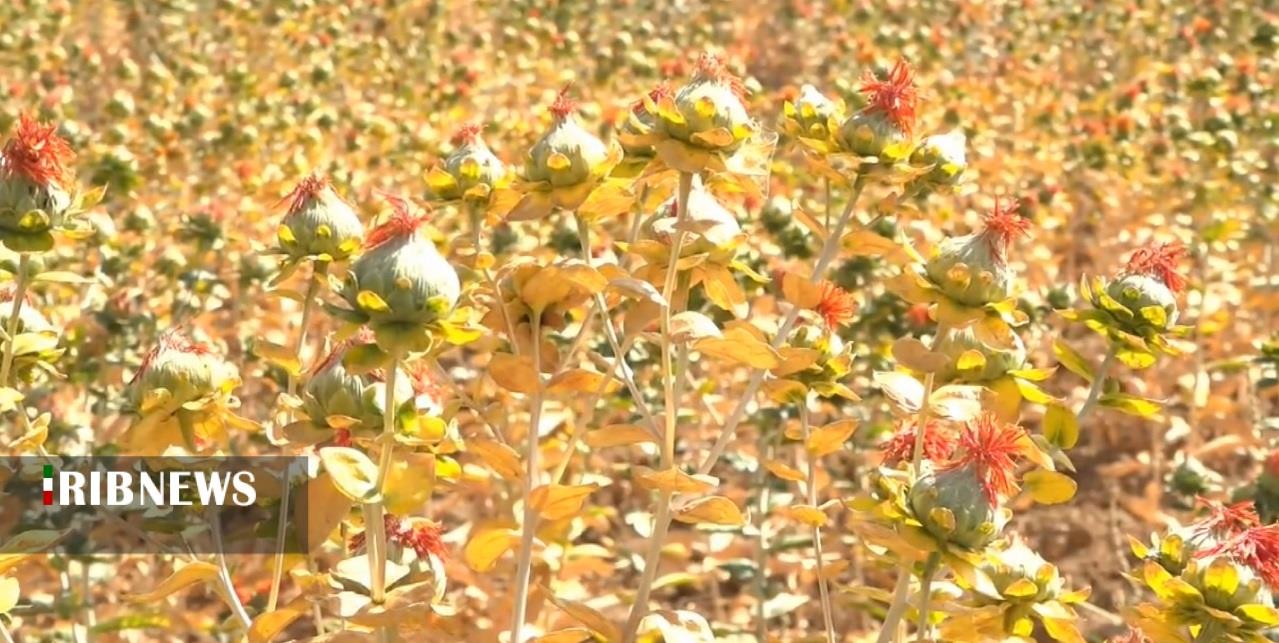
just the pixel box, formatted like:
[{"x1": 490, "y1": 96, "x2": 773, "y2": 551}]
[
  {"x1": 1104, "y1": 241, "x2": 1186, "y2": 330},
  {"x1": 618, "y1": 82, "x2": 674, "y2": 158},
  {"x1": 935, "y1": 326, "x2": 1027, "y2": 383},
  {"x1": 660, "y1": 53, "x2": 754, "y2": 152},
  {"x1": 334, "y1": 194, "x2": 460, "y2": 351},
  {"x1": 1129, "y1": 499, "x2": 1279, "y2": 640},
  {"x1": 881, "y1": 419, "x2": 955, "y2": 466},
  {"x1": 526, "y1": 86, "x2": 610, "y2": 188},
  {"x1": 276, "y1": 173, "x2": 363, "y2": 262},
  {"x1": 924, "y1": 197, "x2": 1032, "y2": 307},
  {"x1": 0, "y1": 114, "x2": 77, "y2": 251},
  {"x1": 909, "y1": 413, "x2": 1025, "y2": 549},
  {"x1": 782, "y1": 84, "x2": 843, "y2": 140},
  {"x1": 350, "y1": 513, "x2": 447, "y2": 561},
  {"x1": 839, "y1": 59, "x2": 918, "y2": 160}
]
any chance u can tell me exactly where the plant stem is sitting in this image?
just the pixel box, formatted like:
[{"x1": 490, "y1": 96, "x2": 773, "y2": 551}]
[
  {"x1": 1077, "y1": 346, "x2": 1116, "y2": 422},
  {"x1": 366, "y1": 357, "x2": 400, "y2": 643},
  {"x1": 0, "y1": 253, "x2": 32, "y2": 390},
  {"x1": 881, "y1": 320, "x2": 951, "y2": 641},
  {"x1": 914, "y1": 552, "x2": 941, "y2": 640},
  {"x1": 266, "y1": 461, "x2": 294, "y2": 613},
  {"x1": 621, "y1": 170, "x2": 695, "y2": 643},
  {"x1": 876, "y1": 565, "x2": 912, "y2": 643},
  {"x1": 800, "y1": 402, "x2": 836, "y2": 643},
  {"x1": 753, "y1": 432, "x2": 773, "y2": 643},
  {"x1": 910, "y1": 324, "x2": 951, "y2": 471},
  {"x1": 509, "y1": 313, "x2": 545, "y2": 643},
  {"x1": 285, "y1": 263, "x2": 324, "y2": 400},
  {"x1": 210, "y1": 510, "x2": 253, "y2": 630},
  {"x1": 698, "y1": 180, "x2": 865, "y2": 475}
]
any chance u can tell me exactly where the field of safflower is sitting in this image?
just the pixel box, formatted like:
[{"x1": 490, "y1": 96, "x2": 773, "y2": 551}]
[{"x1": 2, "y1": 0, "x2": 1278, "y2": 641}]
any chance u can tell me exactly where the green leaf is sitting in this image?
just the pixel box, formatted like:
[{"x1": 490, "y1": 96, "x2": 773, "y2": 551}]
[
  {"x1": 1043, "y1": 403, "x2": 1079, "y2": 449},
  {"x1": 1052, "y1": 339, "x2": 1094, "y2": 383},
  {"x1": 1099, "y1": 393, "x2": 1162, "y2": 418},
  {"x1": 1013, "y1": 377, "x2": 1056, "y2": 404},
  {"x1": 1023, "y1": 470, "x2": 1077, "y2": 504},
  {"x1": 1116, "y1": 348, "x2": 1156, "y2": 370}
]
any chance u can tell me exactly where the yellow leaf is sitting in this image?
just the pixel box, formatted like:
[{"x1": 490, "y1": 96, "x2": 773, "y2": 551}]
[
  {"x1": 356, "y1": 290, "x2": 391, "y2": 313},
  {"x1": 547, "y1": 369, "x2": 607, "y2": 395},
  {"x1": 0, "y1": 530, "x2": 66, "y2": 574},
  {"x1": 248, "y1": 596, "x2": 310, "y2": 643},
  {"x1": 584, "y1": 424, "x2": 656, "y2": 448},
  {"x1": 303, "y1": 473, "x2": 353, "y2": 556},
  {"x1": 1043, "y1": 403, "x2": 1080, "y2": 449},
  {"x1": 0, "y1": 577, "x2": 18, "y2": 614},
  {"x1": 532, "y1": 630, "x2": 593, "y2": 643},
  {"x1": 674, "y1": 496, "x2": 746, "y2": 526},
  {"x1": 1024, "y1": 470, "x2": 1077, "y2": 504},
  {"x1": 891, "y1": 338, "x2": 948, "y2": 373},
  {"x1": 529, "y1": 484, "x2": 598, "y2": 521},
  {"x1": 874, "y1": 371, "x2": 924, "y2": 413},
  {"x1": 383, "y1": 451, "x2": 437, "y2": 515},
  {"x1": 694, "y1": 326, "x2": 781, "y2": 369},
  {"x1": 254, "y1": 340, "x2": 302, "y2": 376},
  {"x1": 318, "y1": 447, "x2": 380, "y2": 503},
  {"x1": 781, "y1": 272, "x2": 823, "y2": 309},
  {"x1": 778, "y1": 505, "x2": 828, "y2": 527},
  {"x1": 546, "y1": 591, "x2": 622, "y2": 642},
  {"x1": 468, "y1": 438, "x2": 524, "y2": 480},
  {"x1": 764, "y1": 460, "x2": 806, "y2": 482},
  {"x1": 488, "y1": 352, "x2": 540, "y2": 394},
  {"x1": 842, "y1": 228, "x2": 914, "y2": 265},
  {"x1": 956, "y1": 349, "x2": 986, "y2": 371},
  {"x1": 635, "y1": 467, "x2": 718, "y2": 494},
  {"x1": 464, "y1": 526, "x2": 519, "y2": 572},
  {"x1": 806, "y1": 419, "x2": 859, "y2": 457},
  {"x1": 127, "y1": 562, "x2": 219, "y2": 603}
]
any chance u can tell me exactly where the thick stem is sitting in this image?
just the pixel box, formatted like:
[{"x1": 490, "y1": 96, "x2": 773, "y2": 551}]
[
  {"x1": 285, "y1": 263, "x2": 324, "y2": 400},
  {"x1": 621, "y1": 170, "x2": 695, "y2": 643},
  {"x1": 875, "y1": 566, "x2": 912, "y2": 643},
  {"x1": 914, "y1": 552, "x2": 941, "y2": 639},
  {"x1": 367, "y1": 358, "x2": 400, "y2": 642},
  {"x1": 800, "y1": 403, "x2": 836, "y2": 643},
  {"x1": 0, "y1": 254, "x2": 32, "y2": 390},
  {"x1": 1077, "y1": 346, "x2": 1116, "y2": 422},
  {"x1": 509, "y1": 313, "x2": 545, "y2": 643},
  {"x1": 266, "y1": 462, "x2": 294, "y2": 613}
]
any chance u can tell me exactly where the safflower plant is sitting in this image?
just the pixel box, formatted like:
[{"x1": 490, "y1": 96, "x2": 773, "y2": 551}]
[{"x1": 1, "y1": 4, "x2": 1276, "y2": 643}]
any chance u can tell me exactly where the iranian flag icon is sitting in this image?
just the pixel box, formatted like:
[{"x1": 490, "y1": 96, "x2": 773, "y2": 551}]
[{"x1": 43, "y1": 464, "x2": 53, "y2": 505}]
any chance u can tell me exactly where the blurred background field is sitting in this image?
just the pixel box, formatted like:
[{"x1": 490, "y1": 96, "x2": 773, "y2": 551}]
[{"x1": 2, "y1": 0, "x2": 1278, "y2": 640}]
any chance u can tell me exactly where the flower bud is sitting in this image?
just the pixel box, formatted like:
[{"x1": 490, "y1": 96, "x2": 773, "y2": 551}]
[
  {"x1": 278, "y1": 174, "x2": 363, "y2": 261},
  {"x1": 303, "y1": 337, "x2": 373, "y2": 426},
  {"x1": 909, "y1": 414, "x2": 1023, "y2": 550},
  {"x1": 659, "y1": 53, "x2": 754, "y2": 152},
  {"x1": 129, "y1": 330, "x2": 238, "y2": 408},
  {"x1": 785, "y1": 84, "x2": 840, "y2": 139},
  {"x1": 618, "y1": 82, "x2": 672, "y2": 157},
  {"x1": 936, "y1": 327, "x2": 1026, "y2": 383},
  {"x1": 0, "y1": 114, "x2": 75, "y2": 251},
  {"x1": 647, "y1": 177, "x2": 741, "y2": 259},
  {"x1": 976, "y1": 539, "x2": 1066, "y2": 603},
  {"x1": 924, "y1": 199, "x2": 1030, "y2": 306},
  {"x1": 525, "y1": 88, "x2": 609, "y2": 188},
  {"x1": 910, "y1": 130, "x2": 968, "y2": 187},
  {"x1": 1099, "y1": 242, "x2": 1186, "y2": 331},
  {"x1": 435, "y1": 124, "x2": 505, "y2": 200},
  {"x1": 342, "y1": 195, "x2": 460, "y2": 326},
  {"x1": 838, "y1": 60, "x2": 916, "y2": 160}
]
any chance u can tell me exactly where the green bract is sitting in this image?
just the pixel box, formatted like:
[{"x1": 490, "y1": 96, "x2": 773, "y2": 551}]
[
  {"x1": 924, "y1": 233, "x2": 1014, "y2": 307},
  {"x1": 1103, "y1": 273, "x2": 1180, "y2": 331},
  {"x1": 936, "y1": 327, "x2": 1027, "y2": 383},
  {"x1": 342, "y1": 234, "x2": 460, "y2": 327},
  {"x1": 839, "y1": 110, "x2": 912, "y2": 160},
  {"x1": 526, "y1": 109, "x2": 609, "y2": 188},
  {"x1": 910, "y1": 464, "x2": 1004, "y2": 550},
  {"x1": 278, "y1": 180, "x2": 363, "y2": 261},
  {"x1": 910, "y1": 130, "x2": 968, "y2": 188},
  {"x1": 0, "y1": 175, "x2": 72, "y2": 252}
]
